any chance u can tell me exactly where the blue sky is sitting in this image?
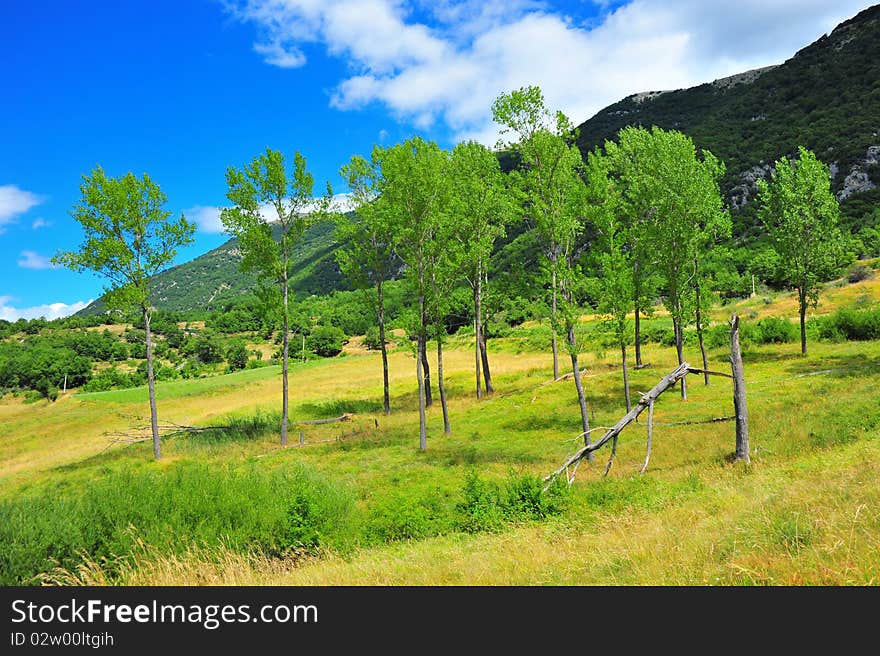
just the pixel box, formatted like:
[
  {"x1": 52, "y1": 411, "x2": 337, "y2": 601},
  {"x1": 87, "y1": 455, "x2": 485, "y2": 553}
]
[{"x1": 0, "y1": 0, "x2": 873, "y2": 319}]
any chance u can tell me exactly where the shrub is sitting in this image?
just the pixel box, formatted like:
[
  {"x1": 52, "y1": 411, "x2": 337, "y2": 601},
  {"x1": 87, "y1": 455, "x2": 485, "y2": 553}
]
[
  {"x1": 846, "y1": 262, "x2": 875, "y2": 283},
  {"x1": 362, "y1": 326, "x2": 383, "y2": 351},
  {"x1": 756, "y1": 317, "x2": 798, "y2": 344},
  {"x1": 817, "y1": 307, "x2": 880, "y2": 341},
  {"x1": 226, "y1": 341, "x2": 248, "y2": 372},
  {"x1": 307, "y1": 325, "x2": 346, "y2": 357},
  {"x1": 455, "y1": 472, "x2": 568, "y2": 533}
]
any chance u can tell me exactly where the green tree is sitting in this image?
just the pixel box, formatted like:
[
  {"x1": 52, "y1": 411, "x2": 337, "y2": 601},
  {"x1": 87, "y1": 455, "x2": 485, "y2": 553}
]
[
  {"x1": 335, "y1": 151, "x2": 395, "y2": 414},
  {"x1": 54, "y1": 167, "x2": 194, "y2": 459},
  {"x1": 494, "y1": 87, "x2": 592, "y2": 450},
  {"x1": 377, "y1": 136, "x2": 449, "y2": 450},
  {"x1": 584, "y1": 150, "x2": 634, "y2": 411},
  {"x1": 449, "y1": 140, "x2": 514, "y2": 399},
  {"x1": 221, "y1": 148, "x2": 331, "y2": 445},
  {"x1": 757, "y1": 146, "x2": 845, "y2": 355},
  {"x1": 611, "y1": 127, "x2": 727, "y2": 399},
  {"x1": 599, "y1": 129, "x2": 662, "y2": 368},
  {"x1": 226, "y1": 340, "x2": 248, "y2": 372}
]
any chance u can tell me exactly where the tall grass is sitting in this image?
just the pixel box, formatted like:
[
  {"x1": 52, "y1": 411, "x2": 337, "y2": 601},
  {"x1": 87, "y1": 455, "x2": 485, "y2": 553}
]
[{"x1": 0, "y1": 461, "x2": 354, "y2": 585}]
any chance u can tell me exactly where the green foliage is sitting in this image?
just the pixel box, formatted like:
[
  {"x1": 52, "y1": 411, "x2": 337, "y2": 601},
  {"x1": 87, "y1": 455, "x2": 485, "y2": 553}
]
[
  {"x1": 817, "y1": 307, "x2": 880, "y2": 341},
  {"x1": 609, "y1": 126, "x2": 729, "y2": 335},
  {"x1": 758, "y1": 147, "x2": 846, "y2": 305},
  {"x1": 81, "y1": 367, "x2": 134, "y2": 393},
  {"x1": 53, "y1": 166, "x2": 195, "y2": 314},
  {"x1": 226, "y1": 340, "x2": 248, "y2": 372},
  {"x1": 306, "y1": 324, "x2": 346, "y2": 357},
  {"x1": 363, "y1": 325, "x2": 383, "y2": 350},
  {"x1": 364, "y1": 493, "x2": 449, "y2": 543},
  {"x1": 456, "y1": 471, "x2": 569, "y2": 533},
  {"x1": 185, "y1": 333, "x2": 224, "y2": 364},
  {"x1": 0, "y1": 462, "x2": 354, "y2": 584},
  {"x1": 0, "y1": 339, "x2": 92, "y2": 398},
  {"x1": 755, "y1": 317, "x2": 799, "y2": 344}
]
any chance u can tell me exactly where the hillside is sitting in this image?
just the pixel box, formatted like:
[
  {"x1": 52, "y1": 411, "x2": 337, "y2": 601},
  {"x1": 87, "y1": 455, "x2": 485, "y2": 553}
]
[
  {"x1": 575, "y1": 4, "x2": 880, "y2": 219},
  {"x1": 78, "y1": 4, "x2": 880, "y2": 316},
  {"x1": 80, "y1": 219, "x2": 349, "y2": 315}
]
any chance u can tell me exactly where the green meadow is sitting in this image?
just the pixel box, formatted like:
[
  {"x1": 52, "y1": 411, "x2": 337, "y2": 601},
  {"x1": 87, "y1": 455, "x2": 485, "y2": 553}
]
[{"x1": 1, "y1": 276, "x2": 879, "y2": 586}]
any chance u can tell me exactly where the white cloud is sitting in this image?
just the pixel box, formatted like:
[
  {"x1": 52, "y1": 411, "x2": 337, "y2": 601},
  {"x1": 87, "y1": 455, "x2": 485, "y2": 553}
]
[
  {"x1": 229, "y1": 0, "x2": 874, "y2": 144},
  {"x1": 186, "y1": 195, "x2": 352, "y2": 233},
  {"x1": 31, "y1": 217, "x2": 51, "y2": 230},
  {"x1": 17, "y1": 250, "x2": 58, "y2": 270},
  {"x1": 0, "y1": 184, "x2": 43, "y2": 230},
  {"x1": 185, "y1": 205, "x2": 226, "y2": 233},
  {"x1": 0, "y1": 296, "x2": 93, "y2": 321},
  {"x1": 253, "y1": 40, "x2": 307, "y2": 67}
]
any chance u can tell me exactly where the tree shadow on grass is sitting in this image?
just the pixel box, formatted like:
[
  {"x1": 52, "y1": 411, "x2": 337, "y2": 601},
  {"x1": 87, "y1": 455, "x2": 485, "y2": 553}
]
[
  {"x1": 782, "y1": 352, "x2": 880, "y2": 379},
  {"x1": 419, "y1": 442, "x2": 545, "y2": 467},
  {"x1": 739, "y1": 349, "x2": 806, "y2": 365}
]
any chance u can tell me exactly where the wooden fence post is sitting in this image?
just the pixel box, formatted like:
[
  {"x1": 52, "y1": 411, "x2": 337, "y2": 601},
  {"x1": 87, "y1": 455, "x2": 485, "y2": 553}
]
[{"x1": 730, "y1": 313, "x2": 750, "y2": 463}]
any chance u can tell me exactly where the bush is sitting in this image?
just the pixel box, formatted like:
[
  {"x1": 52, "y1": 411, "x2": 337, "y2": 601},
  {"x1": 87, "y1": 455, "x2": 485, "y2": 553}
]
[
  {"x1": 362, "y1": 326, "x2": 383, "y2": 351},
  {"x1": 817, "y1": 307, "x2": 880, "y2": 341},
  {"x1": 226, "y1": 341, "x2": 248, "y2": 372},
  {"x1": 455, "y1": 472, "x2": 569, "y2": 534},
  {"x1": 756, "y1": 317, "x2": 798, "y2": 344},
  {"x1": 846, "y1": 262, "x2": 875, "y2": 283},
  {"x1": 82, "y1": 367, "x2": 132, "y2": 392},
  {"x1": 307, "y1": 325, "x2": 346, "y2": 357}
]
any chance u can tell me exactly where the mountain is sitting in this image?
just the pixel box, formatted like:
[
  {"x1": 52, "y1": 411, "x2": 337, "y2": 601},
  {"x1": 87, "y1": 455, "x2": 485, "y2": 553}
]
[
  {"x1": 78, "y1": 4, "x2": 880, "y2": 316},
  {"x1": 80, "y1": 220, "x2": 349, "y2": 315},
  {"x1": 575, "y1": 4, "x2": 880, "y2": 225}
]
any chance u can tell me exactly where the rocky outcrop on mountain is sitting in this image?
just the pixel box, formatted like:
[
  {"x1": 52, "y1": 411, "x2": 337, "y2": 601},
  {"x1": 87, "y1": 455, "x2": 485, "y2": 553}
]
[{"x1": 837, "y1": 145, "x2": 880, "y2": 200}]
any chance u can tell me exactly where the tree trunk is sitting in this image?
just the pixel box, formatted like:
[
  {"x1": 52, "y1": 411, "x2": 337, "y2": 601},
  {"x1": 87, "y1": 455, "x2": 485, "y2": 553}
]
[
  {"x1": 674, "y1": 317, "x2": 687, "y2": 401},
  {"x1": 481, "y1": 267, "x2": 493, "y2": 393},
  {"x1": 143, "y1": 306, "x2": 161, "y2": 460},
  {"x1": 551, "y1": 268, "x2": 559, "y2": 379},
  {"x1": 730, "y1": 314, "x2": 750, "y2": 463},
  {"x1": 695, "y1": 281, "x2": 709, "y2": 385},
  {"x1": 799, "y1": 288, "x2": 807, "y2": 356},
  {"x1": 474, "y1": 262, "x2": 482, "y2": 400},
  {"x1": 634, "y1": 259, "x2": 643, "y2": 368},
  {"x1": 281, "y1": 274, "x2": 290, "y2": 446},
  {"x1": 378, "y1": 281, "x2": 390, "y2": 415},
  {"x1": 416, "y1": 327, "x2": 427, "y2": 452},
  {"x1": 479, "y1": 330, "x2": 494, "y2": 394},
  {"x1": 621, "y1": 341, "x2": 631, "y2": 413},
  {"x1": 568, "y1": 323, "x2": 592, "y2": 459},
  {"x1": 437, "y1": 336, "x2": 451, "y2": 434},
  {"x1": 420, "y1": 334, "x2": 432, "y2": 407}
]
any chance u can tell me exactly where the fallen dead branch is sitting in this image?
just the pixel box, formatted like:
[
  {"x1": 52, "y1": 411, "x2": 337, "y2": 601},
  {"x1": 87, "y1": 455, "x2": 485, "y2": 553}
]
[{"x1": 544, "y1": 362, "x2": 692, "y2": 488}]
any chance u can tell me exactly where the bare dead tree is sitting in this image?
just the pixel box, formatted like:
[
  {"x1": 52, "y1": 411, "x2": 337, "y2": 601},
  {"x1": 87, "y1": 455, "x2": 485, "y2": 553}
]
[{"x1": 730, "y1": 313, "x2": 750, "y2": 463}]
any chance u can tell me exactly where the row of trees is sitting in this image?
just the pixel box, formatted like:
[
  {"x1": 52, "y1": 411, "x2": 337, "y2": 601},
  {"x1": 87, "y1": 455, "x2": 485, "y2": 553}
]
[{"x1": 53, "y1": 87, "x2": 846, "y2": 459}]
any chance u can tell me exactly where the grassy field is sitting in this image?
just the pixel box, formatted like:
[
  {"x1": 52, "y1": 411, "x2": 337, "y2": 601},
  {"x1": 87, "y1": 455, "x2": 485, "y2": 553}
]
[{"x1": 1, "y1": 280, "x2": 879, "y2": 585}]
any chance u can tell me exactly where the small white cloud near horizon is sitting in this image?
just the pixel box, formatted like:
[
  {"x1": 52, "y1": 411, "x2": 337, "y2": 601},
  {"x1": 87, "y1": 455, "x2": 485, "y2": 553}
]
[
  {"x1": 31, "y1": 217, "x2": 51, "y2": 230},
  {"x1": 185, "y1": 205, "x2": 226, "y2": 233},
  {"x1": 0, "y1": 296, "x2": 93, "y2": 322},
  {"x1": 187, "y1": 194, "x2": 354, "y2": 234},
  {"x1": 18, "y1": 250, "x2": 58, "y2": 270},
  {"x1": 0, "y1": 184, "x2": 44, "y2": 230}
]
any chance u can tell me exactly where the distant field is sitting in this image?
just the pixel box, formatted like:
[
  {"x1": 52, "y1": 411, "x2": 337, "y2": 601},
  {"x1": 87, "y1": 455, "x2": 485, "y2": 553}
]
[{"x1": 1, "y1": 279, "x2": 878, "y2": 586}]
